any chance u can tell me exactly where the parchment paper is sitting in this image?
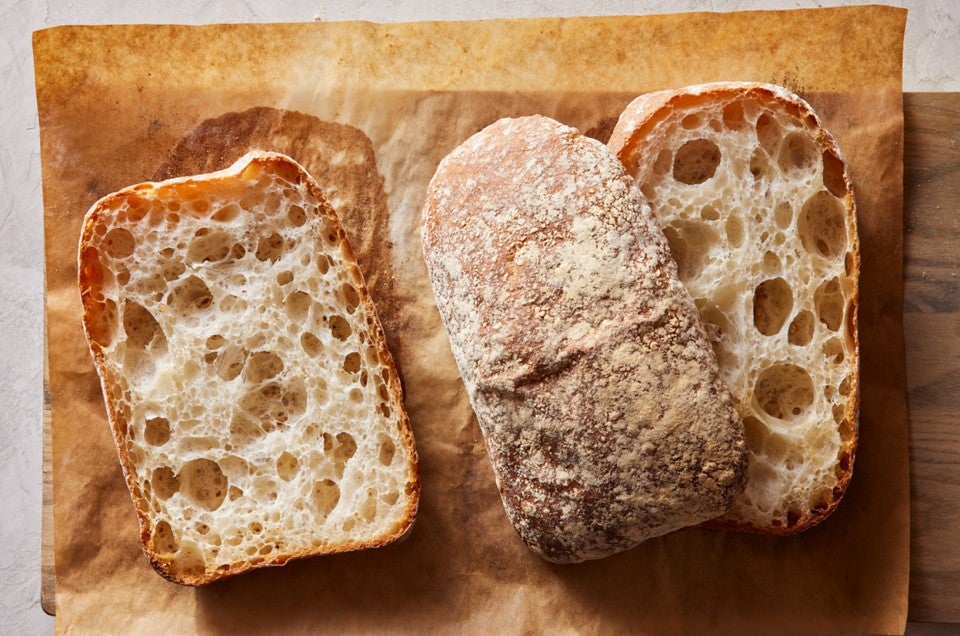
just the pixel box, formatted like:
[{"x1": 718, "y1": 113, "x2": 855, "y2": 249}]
[{"x1": 34, "y1": 7, "x2": 909, "y2": 634}]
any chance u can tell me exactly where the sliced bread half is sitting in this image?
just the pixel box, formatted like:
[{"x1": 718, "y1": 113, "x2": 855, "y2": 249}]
[
  {"x1": 78, "y1": 151, "x2": 419, "y2": 584},
  {"x1": 608, "y1": 83, "x2": 859, "y2": 533}
]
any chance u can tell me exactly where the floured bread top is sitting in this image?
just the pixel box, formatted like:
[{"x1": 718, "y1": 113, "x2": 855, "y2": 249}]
[
  {"x1": 78, "y1": 152, "x2": 419, "y2": 585},
  {"x1": 421, "y1": 116, "x2": 748, "y2": 562},
  {"x1": 609, "y1": 83, "x2": 859, "y2": 533}
]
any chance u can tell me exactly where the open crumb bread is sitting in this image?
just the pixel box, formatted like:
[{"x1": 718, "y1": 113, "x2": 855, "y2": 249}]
[
  {"x1": 609, "y1": 83, "x2": 859, "y2": 533},
  {"x1": 78, "y1": 151, "x2": 419, "y2": 585}
]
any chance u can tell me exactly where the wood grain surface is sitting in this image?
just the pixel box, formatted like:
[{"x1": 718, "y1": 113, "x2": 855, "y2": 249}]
[
  {"x1": 903, "y1": 92, "x2": 960, "y2": 623},
  {"x1": 40, "y1": 93, "x2": 960, "y2": 625}
]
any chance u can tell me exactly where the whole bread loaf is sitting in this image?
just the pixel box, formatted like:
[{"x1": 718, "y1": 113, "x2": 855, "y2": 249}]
[
  {"x1": 420, "y1": 115, "x2": 748, "y2": 563},
  {"x1": 608, "y1": 83, "x2": 859, "y2": 533},
  {"x1": 78, "y1": 151, "x2": 419, "y2": 585}
]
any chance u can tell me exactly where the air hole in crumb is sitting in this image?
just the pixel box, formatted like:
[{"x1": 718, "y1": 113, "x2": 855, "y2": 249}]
[
  {"x1": 312, "y1": 479, "x2": 340, "y2": 519},
  {"x1": 681, "y1": 114, "x2": 701, "y2": 129},
  {"x1": 755, "y1": 112, "x2": 783, "y2": 156},
  {"x1": 329, "y1": 315, "x2": 352, "y2": 340},
  {"x1": 301, "y1": 332, "x2": 323, "y2": 357},
  {"x1": 245, "y1": 351, "x2": 284, "y2": 383},
  {"x1": 833, "y1": 404, "x2": 845, "y2": 424},
  {"x1": 755, "y1": 363, "x2": 815, "y2": 421},
  {"x1": 814, "y1": 277, "x2": 844, "y2": 331},
  {"x1": 349, "y1": 388, "x2": 363, "y2": 403},
  {"x1": 287, "y1": 204, "x2": 307, "y2": 227},
  {"x1": 724, "y1": 215, "x2": 744, "y2": 247},
  {"x1": 662, "y1": 221, "x2": 717, "y2": 281},
  {"x1": 379, "y1": 437, "x2": 396, "y2": 466},
  {"x1": 157, "y1": 256, "x2": 184, "y2": 282},
  {"x1": 320, "y1": 222, "x2": 339, "y2": 247},
  {"x1": 844, "y1": 252, "x2": 855, "y2": 276},
  {"x1": 766, "y1": 433, "x2": 790, "y2": 464},
  {"x1": 187, "y1": 231, "x2": 234, "y2": 263},
  {"x1": 285, "y1": 291, "x2": 312, "y2": 320},
  {"x1": 229, "y1": 486, "x2": 243, "y2": 501},
  {"x1": 103, "y1": 227, "x2": 136, "y2": 259},
  {"x1": 722, "y1": 101, "x2": 748, "y2": 130},
  {"x1": 152, "y1": 520, "x2": 178, "y2": 553},
  {"x1": 240, "y1": 379, "x2": 307, "y2": 429},
  {"x1": 276, "y1": 451, "x2": 300, "y2": 481},
  {"x1": 317, "y1": 255, "x2": 332, "y2": 275},
  {"x1": 378, "y1": 402, "x2": 392, "y2": 418},
  {"x1": 701, "y1": 205, "x2": 720, "y2": 221},
  {"x1": 214, "y1": 346, "x2": 248, "y2": 381},
  {"x1": 742, "y1": 415, "x2": 767, "y2": 453},
  {"x1": 798, "y1": 191, "x2": 846, "y2": 259},
  {"x1": 788, "y1": 310, "x2": 815, "y2": 346},
  {"x1": 753, "y1": 278, "x2": 793, "y2": 336},
  {"x1": 123, "y1": 301, "x2": 167, "y2": 352},
  {"x1": 749, "y1": 147, "x2": 773, "y2": 180},
  {"x1": 276, "y1": 271, "x2": 294, "y2": 286},
  {"x1": 774, "y1": 202, "x2": 793, "y2": 229},
  {"x1": 835, "y1": 378, "x2": 851, "y2": 399},
  {"x1": 339, "y1": 283, "x2": 360, "y2": 314},
  {"x1": 144, "y1": 417, "x2": 171, "y2": 446},
  {"x1": 343, "y1": 352, "x2": 362, "y2": 374},
  {"x1": 179, "y1": 458, "x2": 228, "y2": 511},
  {"x1": 361, "y1": 493, "x2": 377, "y2": 522},
  {"x1": 211, "y1": 204, "x2": 240, "y2": 222},
  {"x1": 823, "y1": 338, "x2": 845, "y2": 363},
  {"x1": 255, "y1": 232, "x2": 284, "y2": 262},
  {"x1": 822, "y1": 149, "x2": 847, "y2": 198},
  {"x1": 778, "y1": 131, "x2": 819, "y2": 175},
  {"x1": 673, "y1": 138, "x2": 721, "y2": 185},
  {"x1": 167, "y1": 276, "x2": 214, "y2": 314},
  {"x1": 652, "y1": 149, "x2": 673, "y2": 176},
  {"x1": 333, "y1": 432, "x2": 357, "y2": 465},
  {"x1": 152, "y1": 466, "x2": 180, "y2": 500},
  {"x1": 195, "y1": 522, "x2": 210, "y2": 535},
  {"x1": 206, "y1": 334, "x2": 226, "y2": 350},
  {"x1": 116, "y1": 263, "x2": 131, "y2": 286},
  {"x1": 762, "y1": 250, "x2": 781, "y2": 273}
]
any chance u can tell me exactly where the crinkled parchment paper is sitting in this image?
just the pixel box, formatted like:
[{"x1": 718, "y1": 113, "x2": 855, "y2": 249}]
[{"x1": 34, "y1": 6, "x2": 909, "y2": 634}]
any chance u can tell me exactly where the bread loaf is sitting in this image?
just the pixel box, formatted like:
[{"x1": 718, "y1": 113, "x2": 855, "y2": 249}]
[
  {"x1": 78, "y1": 151, "x2": 419, "y2": 585},
  {"x1": 420, "y1": 115, "x2": 748, "y2": 563},
  {"x1": 608, "y1": 83, "x2": 859, "y2": 533}
]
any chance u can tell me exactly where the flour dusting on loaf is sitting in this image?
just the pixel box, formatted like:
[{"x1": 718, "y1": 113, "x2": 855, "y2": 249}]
[{"x1": 421, "y1": 116, "x2": 748, "y2": 562}]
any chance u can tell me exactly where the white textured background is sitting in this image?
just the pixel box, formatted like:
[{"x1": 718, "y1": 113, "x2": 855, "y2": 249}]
[{"x1": 2, "y1": 1, "x2": 957, "y2": 634}]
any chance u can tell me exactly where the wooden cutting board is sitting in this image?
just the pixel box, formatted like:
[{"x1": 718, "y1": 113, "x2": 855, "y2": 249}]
[
  {"x1": 902, "y1": 92, "x2": 960, "y2": 624},
  {"x1": 41, "y1": 92, "x2": 960, "y2": 624}
]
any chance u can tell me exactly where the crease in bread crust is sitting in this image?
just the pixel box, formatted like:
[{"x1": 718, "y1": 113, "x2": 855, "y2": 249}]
[
  {"x1": 78, "y1": 151, "x2": 419, "y2": 585},
  {"x1": 421, "y1": 115, "x2": 748, "y2": 563},
  {"x1": 609, "y1": 83, "x2": 860, "y2": 534}
]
